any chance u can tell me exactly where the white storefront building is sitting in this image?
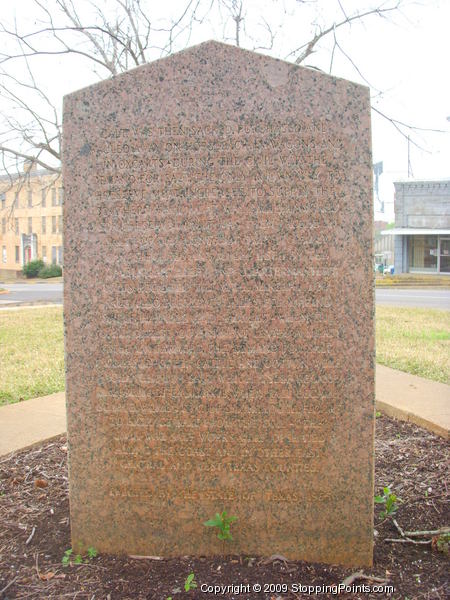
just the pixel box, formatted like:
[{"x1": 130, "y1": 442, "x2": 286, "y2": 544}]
[{"x1": 382, "y1": 179, "x2": 450, "y2": 275}]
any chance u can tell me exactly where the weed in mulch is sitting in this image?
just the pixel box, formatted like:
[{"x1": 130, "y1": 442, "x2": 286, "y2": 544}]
[{"x1": 0, "y1": 415, "x2": 448, "y2": 599}]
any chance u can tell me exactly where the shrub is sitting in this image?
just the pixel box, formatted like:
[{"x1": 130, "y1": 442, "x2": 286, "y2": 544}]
[
  {"x1": 38, "y1": 264, "x2": 62, "y2": 278},
  {"x1": 23, "y1": 259, "x2": 44, "y2": 278}
]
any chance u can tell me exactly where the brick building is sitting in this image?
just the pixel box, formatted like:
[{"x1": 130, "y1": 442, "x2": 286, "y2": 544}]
[{"x1": 0, "y1": 164, "x2": 63, "y2": 276}]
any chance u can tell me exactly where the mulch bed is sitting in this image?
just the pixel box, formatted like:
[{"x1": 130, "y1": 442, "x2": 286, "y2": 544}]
[{"x1": 0, "y1": 415, "x2": 448, "y2": 599}]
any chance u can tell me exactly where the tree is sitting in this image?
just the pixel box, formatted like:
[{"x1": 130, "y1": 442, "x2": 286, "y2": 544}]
[
  {"x1": 0, "y1": 0, "x2": 440, "y2": 186},
  {"x1": 0, "y1": 0, "x2": 213, "y2": 183}
]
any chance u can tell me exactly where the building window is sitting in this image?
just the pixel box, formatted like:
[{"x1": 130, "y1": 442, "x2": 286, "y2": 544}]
[
  {"x1": 1, "y1": 217, "x2": 5, "y2": 234},
  {"x1": 58, "y1": 188, "x2": 64, "y2": 205},
  {"x1": 42, "y1": 216, "x2": 46, "y2": 234},
  {"x1": 51, "y1": 188, "x2": 57, "y2": 207},
  {"x1": 28, "y1": 189, "x2": 33, "y2": 208},
  {"x1": 15, "y1": 246, "x2": 19, "y2": 263},
  {"x1": 440, "y1": 238, "x2": 450, "y2": 273},
  {"x1": 408, "y1": 235, "x2": 438, "y2": 273},
  {"x1": 58, "y1": 215, "x2": 63, "y2": 233},
  {"x1": 28, "y1": 217, "x2": 32, "y2": 234},
  {"x1": 52, "y1": 215, "x2": 56, "y2": 233},
  {"x1": 2, "y1": 246, "x2": 6, "y2": 264},
  {"x1": 41, "y1": 189, "x2": 46, "y2": 208},
  {"x1": 15, "y1": 218, "x2": 19, "y2": 234},
  {"x1": 0, "y1": 192, "x2": 5, "y2": 209},
  {"x1": 51, "y1": 246, "x2": 57, "y2": 264},
  {"x1": 42, "y1": 245, "x2": 47, "y2": 263},
  {"x1": 58, "y1": 246, "x2": 63, "y2": 265}
]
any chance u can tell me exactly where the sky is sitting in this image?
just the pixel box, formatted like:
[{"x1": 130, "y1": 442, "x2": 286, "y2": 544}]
[{"x1": 0, "y1": 0, "x2": 449, "y2": 222}]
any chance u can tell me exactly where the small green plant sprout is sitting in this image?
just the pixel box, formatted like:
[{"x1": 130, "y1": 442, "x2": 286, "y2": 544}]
[
  {"x1": 61, "y1": 548, "x2": 83, "y2": 566},
  {"x1": 204, "y1": 511, "x2": 237, "y2": 541},
  {"x1": 433, "y1": 531, "x2": 450, "y2": 555},
  {"x1": 374, "y1": 486, "x2": 400, "y2": 519},
  {"x1": 62, "y1": 546, "x2": 98, "y2": 566},
  {"x1": 87, "y1": 546, "x2": 98, "y2": 559},
  {"x1": 184, "y1": 573, "x2": 197, "y2": 592},
  {"x1": 375, "y1": 411, "x2": 382, "y2": 418}
]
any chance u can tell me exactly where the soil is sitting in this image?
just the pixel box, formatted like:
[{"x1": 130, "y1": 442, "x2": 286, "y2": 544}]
[{"x1": 0, "y1": 415, "x2": 448, "y2": 599}]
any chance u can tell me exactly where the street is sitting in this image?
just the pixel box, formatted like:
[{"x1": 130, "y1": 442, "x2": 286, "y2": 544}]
[
  {"x1": 1, "y1": 282, "x2": 449, "y2": 310},
  {"x1": 375, "y1": 288, "x2": 450, "y2": 310},
  {"x1": 0, "y1": 282, "x2": 63, "y2": 306}
]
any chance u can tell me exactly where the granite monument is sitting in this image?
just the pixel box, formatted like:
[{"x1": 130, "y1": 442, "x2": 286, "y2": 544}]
[{"x1": 63, "y1": 41, "x2": 375, "y2": 567}]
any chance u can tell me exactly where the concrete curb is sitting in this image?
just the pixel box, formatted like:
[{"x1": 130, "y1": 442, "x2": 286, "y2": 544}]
[
  {"x1": 0, "y1": 434, "x2": 65, "y2": 462},
  {"x1": 376, "y1": 365, "x2": 449, "y2": 440},
  {"x1": 376, "y1": 400, "x2": 448, "y2": 439},
  {"x1": 0, "y1": 392, "x2": 66, "y2": 457},
  {"x1": 0, "y1": 301, "x2": 62, "y2": 309}
]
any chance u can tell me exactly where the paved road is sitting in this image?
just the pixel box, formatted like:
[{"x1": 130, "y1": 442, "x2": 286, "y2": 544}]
[
  {"x1": 0, "y1": 283, "x2": 449, "y2": 310},
  {"x1": 0, "y1": 282, "x2": 63, "y2": 306},
  {"x1": 375, "y1": 288, "x2": 450, "y2": 310}
]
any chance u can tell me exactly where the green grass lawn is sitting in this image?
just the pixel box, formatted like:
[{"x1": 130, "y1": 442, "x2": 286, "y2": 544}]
[
  {"x1": 376, "y1": 306, "x2": 450, "y2": 384},
  {"x1": 0, "y1": 305, "x2": 448, "y2": 406},
  {"x1": 0, "y1": 307, "x2": 64, "y2": 406}
]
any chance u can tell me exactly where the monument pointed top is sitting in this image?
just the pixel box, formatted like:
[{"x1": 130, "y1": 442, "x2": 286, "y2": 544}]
[{"x1": 65, "y1": 38, "x2": 367, "y2": 101}]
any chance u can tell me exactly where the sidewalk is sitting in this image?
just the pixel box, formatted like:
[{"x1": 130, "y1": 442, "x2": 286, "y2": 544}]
[
  {"x1": 376, "y1": 365, "x2": 449, "y2": 438},
  {"x1": 0, "y1": 366, "x2": 448, "y2": 457},
  {"x1": 0, "y1": 392, "x2": 66, "y2": 456}
]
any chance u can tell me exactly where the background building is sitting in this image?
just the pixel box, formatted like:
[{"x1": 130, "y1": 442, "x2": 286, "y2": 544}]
[
  {"x1": 0, "y1": 163, "x2": 63, "y2": 276},
  {"x1": 374, "y1": 220, "x2": 394, "y2": 268},
  {"x1": 382, "y1": 179, "x2": 450, "y2": 275}
]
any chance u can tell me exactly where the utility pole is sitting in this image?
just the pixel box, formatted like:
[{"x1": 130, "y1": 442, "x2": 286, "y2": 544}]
[
  {"x1": 407, "y1": 136, "x2": 413, "y2": 178},
  {"x1": 373, "y1": 162, "x2": 384, "y2": 212}
]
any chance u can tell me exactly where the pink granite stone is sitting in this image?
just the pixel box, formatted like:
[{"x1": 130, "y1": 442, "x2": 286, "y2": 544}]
[{"x1": 63, "y1": 40, "x2": 375, "y2": 567}]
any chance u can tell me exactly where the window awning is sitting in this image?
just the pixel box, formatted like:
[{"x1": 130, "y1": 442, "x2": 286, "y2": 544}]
[{"x1": 381, "y1": 228, "x2": 450, "y2": 236}]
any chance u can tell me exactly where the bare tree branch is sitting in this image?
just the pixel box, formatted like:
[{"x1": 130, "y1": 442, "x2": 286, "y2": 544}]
[
  {"x1": 0, "y1": 0, "x2": 209, "y2": 184},
  {"x1": 250, "y1": 17, "x2": 277, "y2": 52},
  {"x1": 218, "y1": 0, "x2": 244, "y2": 47},
  {"x1": 0, "y1": 145, "x2": 60, "y2": 173},
  {"x1": 287, "y1": 2, "x2": 402, "y2": 64},
  {"x1": 331, "y1": 26, "x2": 381, "y2": 92},
  {"x1": 0, "y1": 0, "x2": 444, "y2": 190},
  {"x1": 371, "y1": 106, "x2": 444, "y2": 152}
]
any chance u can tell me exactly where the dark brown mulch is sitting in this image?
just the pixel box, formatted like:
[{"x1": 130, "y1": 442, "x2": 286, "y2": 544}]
[{"x1": 0, "y1": 415, "x2": 448, "y2": 599}]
